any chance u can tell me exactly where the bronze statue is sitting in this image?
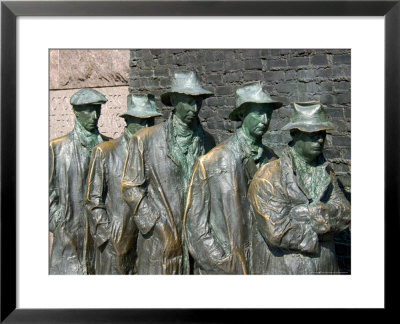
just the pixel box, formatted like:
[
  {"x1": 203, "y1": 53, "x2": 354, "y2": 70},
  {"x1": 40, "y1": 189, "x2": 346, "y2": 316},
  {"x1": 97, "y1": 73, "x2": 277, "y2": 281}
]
[
  {"x1": 85, "y1": 94, "x2": 161, "y2": 274},
  {"x1": 247, "y1": 101, "x2": 351, "y2": 274},
  {"x1": 121, "y1": 71, "x2": 215, "y2": 274},
  {"x1": 184, "y1": 82, "x2": 283, "y2": 274},
  {"x1": 49, "y1": 88, "x2": 109, "y2": 274}
]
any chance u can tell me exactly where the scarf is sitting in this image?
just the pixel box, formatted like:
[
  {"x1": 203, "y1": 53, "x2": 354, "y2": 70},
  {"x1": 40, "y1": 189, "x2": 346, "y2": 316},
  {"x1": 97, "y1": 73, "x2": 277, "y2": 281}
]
[
  {"x1": 170, "y1": 114, "x2": 205, "y2": 191},
  {"x1": 236, "y1": 128, "x2": 266, "y2": 179},
  {"x1": 290, "y1": 147, "x2": 331, "y2": 202},
  {"x1": 74, "y1": 119, "x2": 103, "y2": 152}
]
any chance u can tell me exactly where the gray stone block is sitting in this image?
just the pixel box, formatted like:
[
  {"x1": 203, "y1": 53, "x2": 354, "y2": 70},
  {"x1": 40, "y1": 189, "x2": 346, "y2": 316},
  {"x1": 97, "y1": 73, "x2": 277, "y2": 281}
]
[
  {"x1": 333, "y1": 55, "x2": 351, "y2": 65},
  {"x1": 245, "y1": 59, "x2": 263, "y2": 70},
  {"x1": 311, "y1": 55, "x2": 328, "y2": 66}
]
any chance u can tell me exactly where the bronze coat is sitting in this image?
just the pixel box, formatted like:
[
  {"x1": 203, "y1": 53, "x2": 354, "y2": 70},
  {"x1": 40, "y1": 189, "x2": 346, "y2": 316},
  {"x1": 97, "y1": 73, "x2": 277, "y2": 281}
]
[
  {"x1": 49, "y1": 128, "x2": 109, "y2": 275},
  {"x1": 247, "y1": 148, "x2": 351, "y2": 274},
  {"x1": 86, "y1": 132, "x2": 138, "y2": 274},
  {"x1": 184, "y1": 130, "x2": 277, "y2": 274},
  {"x1": 121, "y1": 117, "x2": 215, "y2": 274}
]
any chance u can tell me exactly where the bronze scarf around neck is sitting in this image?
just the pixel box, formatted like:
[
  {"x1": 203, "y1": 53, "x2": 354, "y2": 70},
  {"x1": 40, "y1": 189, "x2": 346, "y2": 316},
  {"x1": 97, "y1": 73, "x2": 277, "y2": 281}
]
[
  {"x1": 74, "y1": 119, "x2": 102, "y2": 151},
  {"x1": 290, "y1": 147, "x2": 330, "y2": 202},
  {"x1": 169, "y1": 114, "x2": 206, "y2": 191}
]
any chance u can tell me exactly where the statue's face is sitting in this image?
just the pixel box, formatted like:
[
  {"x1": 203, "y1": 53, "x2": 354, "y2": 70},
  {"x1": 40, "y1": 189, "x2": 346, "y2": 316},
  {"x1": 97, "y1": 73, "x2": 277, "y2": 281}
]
[
  {"x1": 125, "y1": 116, "x2": 154, "y2": 134},
  {"x1": 242, "y1": 104, "x2": 273, "y2": 138},
  {"x1": 73, "y1": 104, "x2": 101, "y2": 132},
  {"x1": 171, "y1": 93, "x2": 202, "y2": 125},
  {"x1": 293, "y1": 130, "x2": 326, "y2": 162}
]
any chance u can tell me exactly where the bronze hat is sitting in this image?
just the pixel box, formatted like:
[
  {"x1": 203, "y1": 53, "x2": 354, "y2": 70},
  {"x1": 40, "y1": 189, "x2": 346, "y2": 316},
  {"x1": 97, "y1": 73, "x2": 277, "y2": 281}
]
[
  {"x1": 120, "y1": 94, "x2": 162, "y2": 119},
  {"x1": 281, "y1": 101, "x2": 336, "y2": 132},
  {"x1": 229, "y1": 81, "x2": 283, "y2": 121},
  {"x1": 161, "y1": 71, "x2": 213, "y2": 106},
  {"x1": 70, "y1": 88, "x2": 107, "y2": 106}
]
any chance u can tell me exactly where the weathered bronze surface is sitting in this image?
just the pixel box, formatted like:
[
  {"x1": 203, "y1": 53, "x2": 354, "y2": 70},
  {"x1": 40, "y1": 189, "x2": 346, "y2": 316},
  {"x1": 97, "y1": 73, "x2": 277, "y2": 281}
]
[
  {"x1": 248, "y1": 101, "x2": 351, "y2": 274},
  {"x1": 121, "y1": 72, "x2": 215, "y2": 274},
  {"x1": 183, "y1": 82, "x2": 282, "y2": 274},
  {"x1": 49, "y1": 88, "x2": 109, "y2": 274},
  {"x1": 85, "y1": 95, "x2": 161, "y2": 274},
  {"x1": 50, "y1": 74, "x2": 350, "y2": 276}
]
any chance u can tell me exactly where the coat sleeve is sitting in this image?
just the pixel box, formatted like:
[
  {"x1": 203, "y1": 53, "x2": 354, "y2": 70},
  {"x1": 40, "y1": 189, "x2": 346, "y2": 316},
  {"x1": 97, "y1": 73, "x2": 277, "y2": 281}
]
[
  {"x1": 86, "y1": 147, "x2": 110, "y2": 247},
  {"x1": 184, "y1": 159, "x2": 237, "y2": 273},
  {"x1": 248, "y1": 166, "x2": 319, "y2": 254},
  {"x1": 121, "y1": 135, "x2": 159, "y2": 235},
  {"x1": 49, "y1": 143, "x2": 60, "y2": 233},
  {"x1": 319, "y1": 172, "x2": 351, "y2": 233}
]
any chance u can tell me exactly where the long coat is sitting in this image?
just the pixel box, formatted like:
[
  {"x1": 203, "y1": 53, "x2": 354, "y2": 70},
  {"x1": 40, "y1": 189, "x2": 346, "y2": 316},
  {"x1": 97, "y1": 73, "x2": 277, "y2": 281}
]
[
  {"x1": 86, "y1": 131, "x2": 138, "y2": 274},
  {"x1": 247, "y1": 148, "x2": 351, "y2": 275},
  {"x1": 121, "y1": 116, "x2": 215, "y2": 274},
  {"x1": 183, "y1": 129, "x2": 277, "y2": 274},
  {"x1": 49, "y1": 127, "x2": 109, "y2": 275}
]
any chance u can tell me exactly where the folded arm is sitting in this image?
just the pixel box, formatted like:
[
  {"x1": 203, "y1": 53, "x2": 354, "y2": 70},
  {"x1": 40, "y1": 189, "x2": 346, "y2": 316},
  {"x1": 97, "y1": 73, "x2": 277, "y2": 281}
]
[{"x1": 248, "y1": 176, "x2": 319, "y2": 254}]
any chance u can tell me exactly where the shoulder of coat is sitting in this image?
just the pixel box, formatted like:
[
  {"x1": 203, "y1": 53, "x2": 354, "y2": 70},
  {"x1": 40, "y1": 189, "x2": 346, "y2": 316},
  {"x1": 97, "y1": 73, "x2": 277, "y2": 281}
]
[
  {"x1": 254, "y1": 158, "x2": 281, "y2": 181},
  {"x1": 197, "y1": 139, "x2": 236, "y2": 170},
  {"x1": 133, "y1": 122, "x2": 165, "y2": 144},
  {"x1": 49, "y1": 133, "x2": 71, "y2": 150},
  {"x1": 93, "y1": 139, "x2": 118, "y2": 155}
]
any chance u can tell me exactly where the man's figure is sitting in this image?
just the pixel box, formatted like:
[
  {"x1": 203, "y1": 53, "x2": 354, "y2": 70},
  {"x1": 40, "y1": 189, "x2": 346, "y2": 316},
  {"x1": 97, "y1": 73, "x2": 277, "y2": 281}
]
[
  {"x1": 248, "y1": 101, "x2": 351, "y2": 274},
  {"x1": 184, "y1": 82, "x2": 282, "y2": 274},
  {"x1": 121, "y1": 71, "x2": 215, "y2": 274},
  {"x1": 49, "y1": 88, "x2": 109, "y2": 274},
  {"x1": 86, "y1": 94, "x2": 161, "y2": 274}
]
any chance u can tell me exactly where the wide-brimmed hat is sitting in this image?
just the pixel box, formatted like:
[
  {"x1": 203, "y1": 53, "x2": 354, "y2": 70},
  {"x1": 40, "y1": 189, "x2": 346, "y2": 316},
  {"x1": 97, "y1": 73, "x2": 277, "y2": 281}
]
[
  {"x1": 120, "y1": 94, "x2": 162, "y2": 119},
  {"x1": 281, "y1": 101, "x2": 336, "y2": 132},
  {"x1": 161, "y1": 71, "x2": 213, "y2": 106},
  {"x1": 229, "y1": 81, "x2": 283, "y2": 121},
  {"x1": 70, "y1": 88, "x2": 107, "y2": 106}
]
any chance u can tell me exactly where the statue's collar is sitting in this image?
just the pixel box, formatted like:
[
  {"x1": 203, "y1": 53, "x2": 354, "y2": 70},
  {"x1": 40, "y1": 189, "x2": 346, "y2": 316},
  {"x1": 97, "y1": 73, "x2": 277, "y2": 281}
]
[{"x1": 236, "y1": 128, "x2": 263, "y2": 160}]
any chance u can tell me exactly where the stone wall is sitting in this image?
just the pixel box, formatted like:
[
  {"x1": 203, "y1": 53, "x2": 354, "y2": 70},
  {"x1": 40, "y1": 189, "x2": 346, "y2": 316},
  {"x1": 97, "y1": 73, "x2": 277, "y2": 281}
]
[{"x1": 129, "y1": 49, "x2": 351, "y2": 192}]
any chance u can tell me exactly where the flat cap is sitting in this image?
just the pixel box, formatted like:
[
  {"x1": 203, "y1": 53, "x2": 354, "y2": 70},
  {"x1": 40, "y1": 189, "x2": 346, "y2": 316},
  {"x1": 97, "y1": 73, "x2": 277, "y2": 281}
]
[{"x1": 70, "y1": 88, "x2": 108, "y2": 106}]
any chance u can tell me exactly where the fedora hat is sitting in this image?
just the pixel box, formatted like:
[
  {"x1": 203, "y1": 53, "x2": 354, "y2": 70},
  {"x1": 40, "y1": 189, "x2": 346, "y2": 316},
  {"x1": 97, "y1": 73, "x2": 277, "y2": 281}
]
[
  {"x1": 120, "y1": 94, "x2": 162, "y2": 119},
  {"x1": 229, "y1": 81, "x2": 283, "y2": 121},
  {"x1": 281, "y1": 101, "x2": 336, "y2": 132},
  {"x1": 70, "y1": 88, "x2": 107, "y2": 106},
  {"x1": 161, "y1": 71, "x2": 213, "y2": 106}
]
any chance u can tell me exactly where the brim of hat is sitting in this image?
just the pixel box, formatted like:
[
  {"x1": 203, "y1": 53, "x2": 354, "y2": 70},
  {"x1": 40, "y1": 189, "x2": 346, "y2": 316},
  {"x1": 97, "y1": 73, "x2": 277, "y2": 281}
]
[
  {"x1": 281, "y1": 121, "x2": 336, "y2": 132},
  {"x1": 161, "y1": 91, "x2": 214, "y2": 106},
  {"x1": 229, "y1": 101, "x2": 283, "y2": 121},
  {"x1": 120, "y1": 112, "x2": 162, "y2": 119},
  {"x1": 72, "y1": 102, "x2": 106, "y2": 108}
]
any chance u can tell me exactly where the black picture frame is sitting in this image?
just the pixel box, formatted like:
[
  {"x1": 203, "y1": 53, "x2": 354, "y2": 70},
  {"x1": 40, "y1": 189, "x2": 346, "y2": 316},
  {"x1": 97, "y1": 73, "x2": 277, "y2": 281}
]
[{"x1": 1, "y1": 0, "x2": 398, "y2": 322}]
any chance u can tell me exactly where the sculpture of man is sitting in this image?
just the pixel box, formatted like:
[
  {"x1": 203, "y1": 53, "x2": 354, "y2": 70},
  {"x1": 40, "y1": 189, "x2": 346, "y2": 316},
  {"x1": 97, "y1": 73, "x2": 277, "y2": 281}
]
[
  {"x1": 247, "y1": 101, "x2": 351, "y2": 274},
  {"x1": 49, "y1": 88, "x2": 109, "y2": 274},
  {"x1": 121, "y1": 71, "x2": 215, "y2": 274},
  {"x1": 86, "y1": 94, "x2": 162, "y2": 274},
  {"x1": 184, "y1": 82, "x2": 283, "y2": 274}
]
